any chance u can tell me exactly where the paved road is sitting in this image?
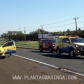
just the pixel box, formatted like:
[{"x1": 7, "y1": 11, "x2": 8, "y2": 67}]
[
  {"x1": 0, "y1": 48, "x2": 84, "y2": 84},
  {"x1": 15, "y1": 48, "x2": 84, "y2": 74},
  {"x1": 0, "y1": 53, "x2": 84, "y2": 84}
]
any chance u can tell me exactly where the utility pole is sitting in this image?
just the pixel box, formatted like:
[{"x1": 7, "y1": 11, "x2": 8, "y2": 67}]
[
  {"x1": 24, "y1": 27, "x2": 26, "y2": 41},
  {"x1": 41, "y1": 25, "x2": 44, "y2": 38},
  {"x1": 73, "y1": 17, "x2": 78, "y2": 35}
]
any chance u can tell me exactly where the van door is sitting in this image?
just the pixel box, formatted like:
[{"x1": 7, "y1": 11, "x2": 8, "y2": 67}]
[{"x1": 61, "y1": 38, "x2": 70, "y2": 52}]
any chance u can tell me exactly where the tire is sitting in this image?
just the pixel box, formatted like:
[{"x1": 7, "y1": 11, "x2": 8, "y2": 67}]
[
  {"x1": 1, "y1": 56, "x2": 5, "y2": 59},
  {"x1": 69, "y1": 50, "x2": 75, "y2": 58},
  {"x1": 39, "y1": 47, "x2": 43, "y2": 52},
  {"x1": 48, "y1": 47, "x2": 52, "y2": 53},
  {"x1": 56, "y1": 48, "x2": 61, "y2": 55}
]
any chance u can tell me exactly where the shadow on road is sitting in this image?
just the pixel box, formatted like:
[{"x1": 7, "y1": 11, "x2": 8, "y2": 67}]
[
  {"x1": 31, "y1": 50, "x2": 50, "y2": 53},
  {"x1": 0, "y1": 56, "x2": 11, "y2": 60},
  {"x1": 31, "y1": 50, "x2": 84, "y2": 60},
  {"x1": 41, "y1": 53, "x2": 84, "y2": 60}
]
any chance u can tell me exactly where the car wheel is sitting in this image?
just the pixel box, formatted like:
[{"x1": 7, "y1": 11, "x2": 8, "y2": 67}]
[
  {"x1": 39, "y1": 47, "x2": 43, "y2": 52},
  {"x1": 56, "y1": 48, "x2": 61, "y2": 55},
  {"x1": 49, "y1": 47, "x2": 52, "y2": 53},
  {"x1": 69, "y1": 50, "x2": 75, "y2": 58},
  {"x1": 1, "y1": 56, "x2": 5, "y2": 59}
]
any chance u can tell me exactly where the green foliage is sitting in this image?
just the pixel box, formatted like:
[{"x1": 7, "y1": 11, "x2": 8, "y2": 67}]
[
  {"x1": 2, "y1": 28, "x2": 84, "y2": 41},
  {"x1": 0, "y1": 38, "x2": 5, "y2": 41},
  {"x1": 9, "y1": 33, "x2": 25, "y2": 41},
  {"x1": 16, "y1": 41, "x2": 38, "y2": 49}
]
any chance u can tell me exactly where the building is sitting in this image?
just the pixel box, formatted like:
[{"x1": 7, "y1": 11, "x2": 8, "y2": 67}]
[{"x1": 8, "y1": 31, "x2": 22, "y2": 35}]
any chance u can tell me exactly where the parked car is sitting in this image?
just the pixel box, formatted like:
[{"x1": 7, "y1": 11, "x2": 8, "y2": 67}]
[
  {"x1": 39, "y1": 38, "x2": 56, "y2": 52},
  {"x1": 0, "y1": 40, "x2": 16, "y2": 58},
  {"x1": 56, "y1": 35, "x2": 84, "y2": 58}
]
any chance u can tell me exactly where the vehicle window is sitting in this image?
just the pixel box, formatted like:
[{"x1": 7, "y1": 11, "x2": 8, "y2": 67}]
[
  {"x1": 78, "y1": 38, "x2": 84, "y2": 42},
  {"x1": 44, "y1": 40, "x2": 48, "y2": 43},
  {"x1": 62, "y1": 38, "x2": 69, "y2": 43},
  {"x1": 71, "y1": 38, "x2": 84, "y2": 43},
  {"x1": 3, "y1": 41, "x2": 14, "y2": 47},
  {"x1": 49, "y1": 40, "x2": 56, "y2": 43},
  {"x1": 40, "y1": 40, "x2": 43, "y2": 43},
  {"x1": 42, "y1": 40, "x2": 45, "y2": 43},
  {"x1": 70, "y1": 38, "x2": 78, "y2": 42}
]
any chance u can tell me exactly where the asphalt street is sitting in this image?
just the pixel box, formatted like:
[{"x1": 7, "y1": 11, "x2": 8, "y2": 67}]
[
  {"x1": 15, "y1": 48, "x2": 84, "y2": 74},
  {"x1": 0, "y1": 48, "x2": 84, "y2": 84}
]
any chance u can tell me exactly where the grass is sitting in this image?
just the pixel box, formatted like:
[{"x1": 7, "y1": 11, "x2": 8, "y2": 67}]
[
  {"x1": 0, "y1": 38, "x2": 5, "y2": 41},
  {"x1": 16, "y1": 41, "x2": 39, "y2": 49}
]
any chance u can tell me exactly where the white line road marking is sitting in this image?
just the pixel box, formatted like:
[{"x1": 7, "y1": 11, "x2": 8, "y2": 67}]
[{"x1": 13, "y1": 54, "x2": 84, "y2": 77}]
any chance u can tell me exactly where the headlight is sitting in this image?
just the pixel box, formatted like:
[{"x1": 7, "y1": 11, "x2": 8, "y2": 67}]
[
  {"x1": 0, "y1": 50, "x2": 4, "y2": 52},
  {"x1": 75, "y1": 45, "x2": 80, "y2": 49},
  {"x1": 75, "y1": 45, "x2": 79, "y2": 48},
  {"x1": 52, "y1": 44, "x2": 55, "y2": 46}
]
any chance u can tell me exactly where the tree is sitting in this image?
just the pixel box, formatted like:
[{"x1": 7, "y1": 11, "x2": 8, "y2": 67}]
[{"x1": 66, "y1": 29, "x2": 70, "y2": 35}]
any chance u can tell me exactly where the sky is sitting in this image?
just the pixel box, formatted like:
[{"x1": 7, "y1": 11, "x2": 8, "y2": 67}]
[{"x1": 0, "y1": 0, "x2": 84, "y2": 34}]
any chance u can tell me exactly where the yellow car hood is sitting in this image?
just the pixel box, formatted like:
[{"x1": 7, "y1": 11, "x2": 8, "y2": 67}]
[
  {"x1": 0, "y1": 46, "x2": 3, "y2": 50},
  {"x1": 0, "y1": 46, "x2": 7, "y2": 53}
]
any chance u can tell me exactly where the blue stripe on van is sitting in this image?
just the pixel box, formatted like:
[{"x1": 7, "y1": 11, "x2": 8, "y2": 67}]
[{"x1": 5, "y1": 50, "x2": 16, "y2": 54}]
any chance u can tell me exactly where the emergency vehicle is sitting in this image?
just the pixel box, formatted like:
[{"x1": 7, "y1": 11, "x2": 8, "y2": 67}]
[
  {"x1": 55, "y1": 35, "x2": 84, "y2": 58},
  {"x1": 0, "y1": 40, "x2": 16, "y2": 58},
  {"x1": 39, "y1": 38, "x2": 56, "y2": 52}
]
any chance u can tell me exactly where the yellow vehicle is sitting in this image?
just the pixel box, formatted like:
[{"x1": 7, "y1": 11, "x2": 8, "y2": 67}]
[
  {"x1": 56, "y1": 36, "x2": 84, "y2": 58},
  {"x1": 0, "y1": 40, "x2": 16, "y2": 58}
]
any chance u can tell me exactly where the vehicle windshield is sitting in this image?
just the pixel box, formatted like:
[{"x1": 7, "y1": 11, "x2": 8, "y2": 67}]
[
  {"x1": 71, "y1": 38, "x2": 84, "y2": 43},
  {"x1": 50, "y1": 39, "x2": 56, "y2": 43}
]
